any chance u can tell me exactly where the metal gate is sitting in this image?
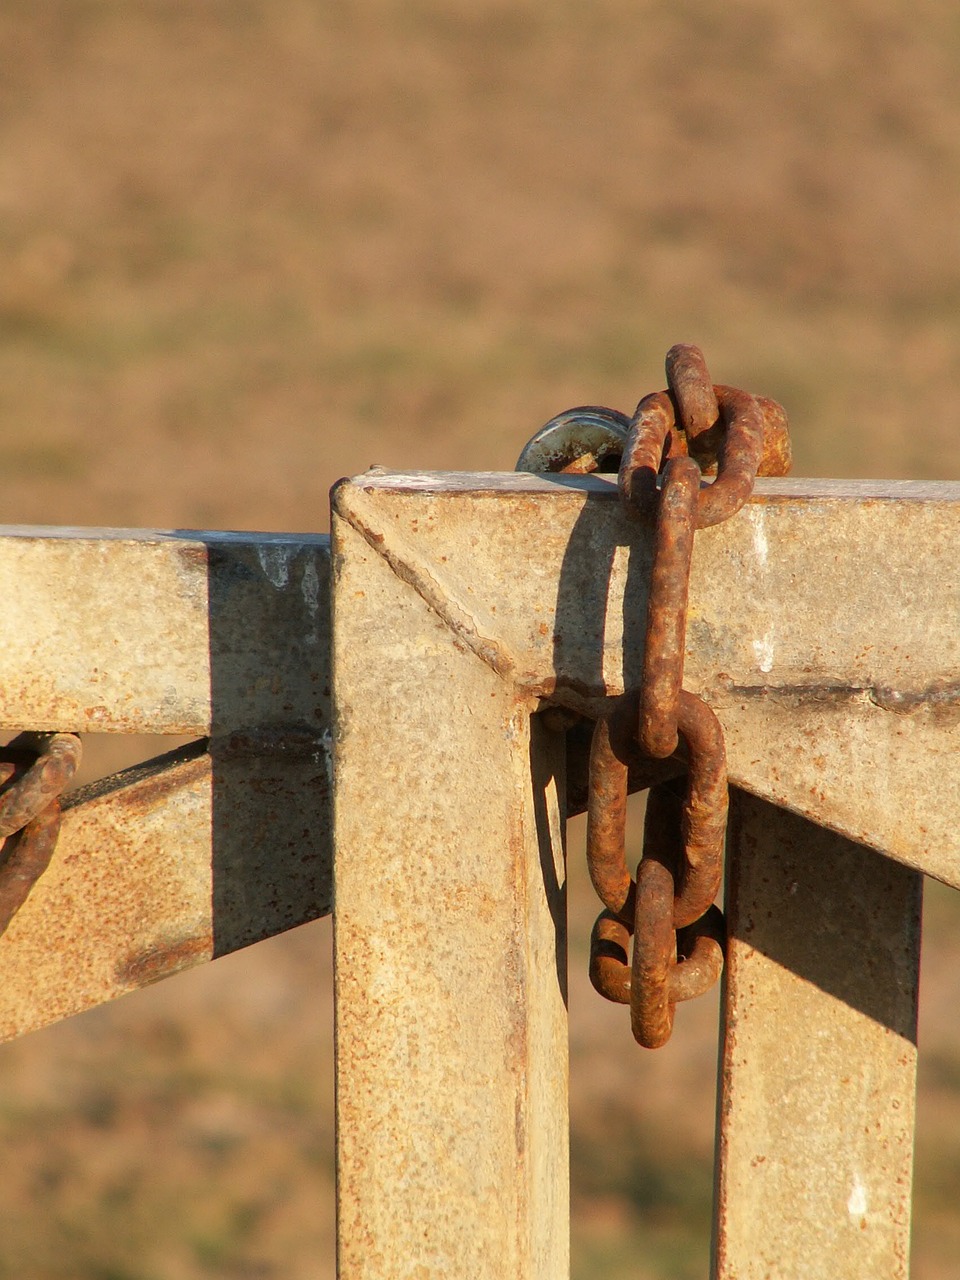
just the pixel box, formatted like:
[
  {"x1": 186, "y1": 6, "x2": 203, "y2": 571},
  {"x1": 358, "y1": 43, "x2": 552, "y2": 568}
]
[{"x1": 0, "y1": 463, "x2": 954, "y2": 1276}]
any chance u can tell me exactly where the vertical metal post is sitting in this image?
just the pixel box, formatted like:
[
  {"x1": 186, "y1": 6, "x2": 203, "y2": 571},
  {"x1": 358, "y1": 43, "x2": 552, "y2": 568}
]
[
  {"x1": 714, "y1": 790, "x2": 921, "y2": 1279},
  {"x1": 332, "y1": 497, "x2": 569, "y2": 1278}
]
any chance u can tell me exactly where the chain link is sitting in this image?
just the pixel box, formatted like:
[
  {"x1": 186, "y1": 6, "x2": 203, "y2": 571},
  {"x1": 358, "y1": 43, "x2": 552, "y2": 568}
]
[
  {"x1": 517, "y1": 342, "x2": 792, "y2": 1048},
  {"x1": 613, "y1": 344, "x2": 789, "y2": 1046},
  {"x1": 0, "y1": 732, "x2": 82, "y2": 936}
]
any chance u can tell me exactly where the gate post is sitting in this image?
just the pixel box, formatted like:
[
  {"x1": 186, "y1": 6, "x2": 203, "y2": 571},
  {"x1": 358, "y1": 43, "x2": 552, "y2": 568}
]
[
  {"x1": 714, "y1": 790, "x2": 921, "y2": 1278},
  {"x1": 331, "y1": 483, "x2": 569, "y2": 1278}
]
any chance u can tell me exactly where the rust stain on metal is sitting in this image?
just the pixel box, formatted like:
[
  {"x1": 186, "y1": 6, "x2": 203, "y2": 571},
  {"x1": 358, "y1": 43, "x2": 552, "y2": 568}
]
[
  {"x1": 631, "y1": 828, "x2": 680, "y2": 1049},
  {"x1": 601, "y1": 343, "x2": 788, "y2": 1046},
  {"x1": 716, "y1": 792, "x2": 918, "y2": 1277},
  {"x1": 0, "y1": 733, "x2": 83, "y2": 940},
  {"x1": 754, "y1": 395, "x2": 793, "y2": 476},
  {"x1": 620, "y1": 382, "x2": 765, "y2": 530},
  {"x1": 589, "y1": 910, "x2": 631, "y2": 1003},
  {"x1": 618, "y1": 390, "x2": 680, "y2": 518},
  {"x1": 175, "y1": 543, "x2": 209, "y2": 572},
  {"x1": 585, "y1": 686, "x2": 727, "y2": 1047},
  {"x1": 693, "y1": 384, "x2": 766, "y2": 526},
  {"x1": 332, "y1": 478, "x2": 517, "y2": 681},
  {"x1": 617, "y1": 363, "x2": 784, "y2": 526},
  {"x1": 117, "y1": 933, "x2": 213, "y2": 987},
  {"x1": 332, "y1": 521, "x2": 570, "y2": 1274},
  {"x1": 63, "y1": 740, "x2": 208, "y2": 812},
  {"x1": 715, "y1": 678, "x2": 960, "y2": 726},
  {"x1": 564, "y1": 714, "x2": 683, "y2": 816},
  {"x1": 585, "y1": 689, "x2": 725, "y2": 929},
  {"x1": 0, "y1": 729, "x2": 331, "y2": 1040},
  {"x1": 672, "y1": 692, "x2": 727, "y2": 927},
  {"x1": 671, "y1": 905, "x2": 724, "y2": 1000},
  {"x1": 630, "y1": 781, "x2": 725, "y2": 1048},
  {"x1": 0, "y1": 530, "x2": 328, "y2": 735}
]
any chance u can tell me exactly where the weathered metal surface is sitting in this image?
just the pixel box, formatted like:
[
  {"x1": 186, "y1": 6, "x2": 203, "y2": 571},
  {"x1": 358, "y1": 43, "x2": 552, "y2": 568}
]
[
  {"x1": 589, "y1": 910, "x2": 633, "y2": 1002},
  {"x1": 332, "y1": 498, "x2": 569, "y2": 1278},
  {"x1": 0, "y1": 738, "x2": 332, "y2": 1041},
  {"x1": 665, "y1": 342, "x2": 721, "y2": 442},
  {"x1": 586, "y1": 693, "x2": 725, "y2": 965},
  {"x1": 589, "y1": 768, "x2": 723, "y2": 1050},
  {"x1": 567, "y1": 716, "x2": 684, "y2": 815},
  {"x1": 338, "y1": 471, "x2": 960, "y2": 886},
  {"x1": 632, "y1": 840, "x2": 725, "y2": 1048},
  {"x1": 714, "y1": 790, "x2": 920, "y2": 1278},
  {"x1": 671, "y1": 695, "x2": 728, "y2": 922},
  {"x1": 594, "y1": 345, "x2": 788, "y2": 1047},
  {"x1": 0, "y1": 528, "x2": 329, "y2": 734},
  {"x1": 586, "y1": 693, "x2": 643, "y2": 918},
  {"x1": 659, "y1": 344, "x2": 792, "y2": 477}
]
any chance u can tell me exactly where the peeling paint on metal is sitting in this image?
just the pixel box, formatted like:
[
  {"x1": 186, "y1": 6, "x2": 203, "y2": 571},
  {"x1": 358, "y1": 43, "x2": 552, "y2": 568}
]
[
  {"x1": 753, "y1": 630, "x2": 776, "y2": 674},
  {"x1": 257, "y1": 541, "x2": 291, "y2": 589},
  {"x1": 847, "y1": 1175, "x2": 869, "y2": 1218}
]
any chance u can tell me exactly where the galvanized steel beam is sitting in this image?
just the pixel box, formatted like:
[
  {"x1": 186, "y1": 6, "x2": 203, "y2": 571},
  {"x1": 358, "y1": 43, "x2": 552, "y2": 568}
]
[{"x1": 0, "y1": 475, "x2": 953, "y2": 1274}]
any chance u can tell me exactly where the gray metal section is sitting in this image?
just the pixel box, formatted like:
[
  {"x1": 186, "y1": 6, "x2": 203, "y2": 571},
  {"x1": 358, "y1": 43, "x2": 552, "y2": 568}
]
[{"x1": 714, "y1": 791, "x2": 920, "y2": 1279}]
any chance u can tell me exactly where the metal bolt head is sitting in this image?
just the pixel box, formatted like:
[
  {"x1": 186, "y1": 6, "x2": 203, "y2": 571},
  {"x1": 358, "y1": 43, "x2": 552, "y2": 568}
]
[{"x1": 515, "y1": 407, "x2": 630, "y2": 474}]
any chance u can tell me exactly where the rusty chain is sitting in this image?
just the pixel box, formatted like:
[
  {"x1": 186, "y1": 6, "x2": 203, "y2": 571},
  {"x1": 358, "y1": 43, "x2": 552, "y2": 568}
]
[
  {"x1": 0, "y1": 732, "x2": 82, "y2": 937},
  {"x1": 517, "y1": 343, "x2": 791, "y2": 1048}
]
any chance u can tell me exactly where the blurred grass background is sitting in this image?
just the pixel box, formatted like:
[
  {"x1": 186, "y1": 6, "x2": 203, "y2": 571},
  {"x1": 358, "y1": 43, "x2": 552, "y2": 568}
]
[{"x1": 1, "y1": 1, "x2": 960, "y2": 1276}]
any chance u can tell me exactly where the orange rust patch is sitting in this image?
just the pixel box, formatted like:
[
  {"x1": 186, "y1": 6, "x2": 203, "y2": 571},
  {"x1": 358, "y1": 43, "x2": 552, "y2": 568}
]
[{"x1": 116, "y1": 934, "x2": 213, "y2": 988}]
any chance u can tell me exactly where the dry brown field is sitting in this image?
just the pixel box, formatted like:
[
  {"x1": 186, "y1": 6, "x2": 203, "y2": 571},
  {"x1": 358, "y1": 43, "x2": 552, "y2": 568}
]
[{"x1": 2, "y1": 2, "x2": 960, "y2": 1276}]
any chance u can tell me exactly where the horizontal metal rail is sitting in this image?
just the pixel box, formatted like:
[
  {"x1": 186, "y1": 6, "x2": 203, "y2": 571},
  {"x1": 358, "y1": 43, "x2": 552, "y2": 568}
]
[
  {"x1": 0, "y1": 528, "x2": 332, "y2": 1039},
  {"x1": 0, "y1": 525, "x2": 329, "y2": 734}
]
